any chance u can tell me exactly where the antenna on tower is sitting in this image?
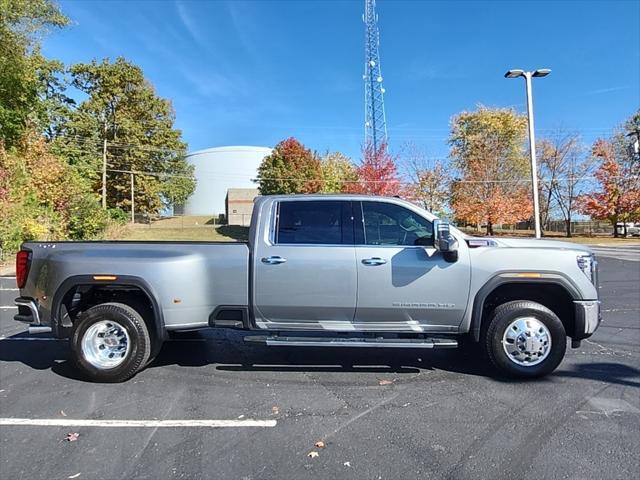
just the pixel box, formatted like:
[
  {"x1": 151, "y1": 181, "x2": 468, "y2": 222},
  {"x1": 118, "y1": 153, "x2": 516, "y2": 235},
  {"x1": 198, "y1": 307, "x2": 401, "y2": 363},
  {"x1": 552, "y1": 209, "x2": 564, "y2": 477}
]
[{"x1": 363, "y1": 0, "x2": 387, "y2": 150}]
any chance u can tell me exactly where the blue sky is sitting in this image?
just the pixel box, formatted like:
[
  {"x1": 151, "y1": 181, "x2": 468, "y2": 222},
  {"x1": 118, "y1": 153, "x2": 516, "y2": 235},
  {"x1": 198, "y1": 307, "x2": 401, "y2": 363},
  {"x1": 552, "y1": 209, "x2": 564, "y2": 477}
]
[{"x1": 44, "y1": 0, "x2": 639, "y2": 162}]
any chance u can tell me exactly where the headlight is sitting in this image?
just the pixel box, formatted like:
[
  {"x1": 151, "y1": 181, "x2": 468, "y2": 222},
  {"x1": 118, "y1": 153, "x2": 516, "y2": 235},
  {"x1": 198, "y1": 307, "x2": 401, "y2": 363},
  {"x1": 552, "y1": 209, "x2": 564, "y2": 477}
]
[{"x1": 577, "y1": 254, "x2": 596, "y2": 283}]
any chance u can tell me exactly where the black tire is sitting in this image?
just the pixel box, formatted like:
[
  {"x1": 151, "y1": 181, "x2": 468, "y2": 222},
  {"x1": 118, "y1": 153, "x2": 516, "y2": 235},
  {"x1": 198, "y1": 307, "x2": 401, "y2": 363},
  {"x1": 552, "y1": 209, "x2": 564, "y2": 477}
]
[
  {"x1": 483, "y1": 300, "x2": 566, "y2": 378},
  {"x1": 70, "y1": 302, "x2": 152, "y2": 383}
]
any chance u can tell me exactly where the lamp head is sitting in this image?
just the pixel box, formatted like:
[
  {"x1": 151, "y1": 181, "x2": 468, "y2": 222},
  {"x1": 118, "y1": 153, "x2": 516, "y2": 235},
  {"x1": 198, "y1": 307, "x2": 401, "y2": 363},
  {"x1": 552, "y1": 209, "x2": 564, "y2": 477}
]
[
  {"x1": 533, "y1": 68, "x2": 551, "y2": 77},
  {"x1": 505, "y1": 69, "x2": 524, "y2": 78}
]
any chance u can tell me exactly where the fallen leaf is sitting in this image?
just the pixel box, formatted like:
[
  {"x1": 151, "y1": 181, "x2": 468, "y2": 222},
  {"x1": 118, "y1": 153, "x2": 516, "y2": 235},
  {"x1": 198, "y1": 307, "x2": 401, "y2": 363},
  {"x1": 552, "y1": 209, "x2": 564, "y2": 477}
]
[
  {"x1": 343, "y1": 461, "x2": 351, "y2": 467},
  {"x1": 271, "y1": 406, "x2": 279, "y2": 415},
  {"x1": 378, "y1": 379, "x2": 393, "y2": 386},
  {"x1": 307, "y1": 451, "x2": 319, "y2": 459},
  {"x1": 314, "y1": 441, "x2": 325, "y2": 448},
  {"x1": 64, "y1": 432, "x2": 79, "y2": 442},
  {"x1": 60, "y1": 410, "x2": 67, "y2": 417},
  {"x1": 68, "y1": 474, "x2": 81, "y2": 479}
]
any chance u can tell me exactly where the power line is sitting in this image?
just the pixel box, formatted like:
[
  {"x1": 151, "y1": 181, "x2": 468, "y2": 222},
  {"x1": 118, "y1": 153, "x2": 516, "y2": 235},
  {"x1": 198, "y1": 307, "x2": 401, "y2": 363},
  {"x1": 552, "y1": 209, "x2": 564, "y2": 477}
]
[{"x1": 99, "y1": 167, "x2": 638, "y2": 185}]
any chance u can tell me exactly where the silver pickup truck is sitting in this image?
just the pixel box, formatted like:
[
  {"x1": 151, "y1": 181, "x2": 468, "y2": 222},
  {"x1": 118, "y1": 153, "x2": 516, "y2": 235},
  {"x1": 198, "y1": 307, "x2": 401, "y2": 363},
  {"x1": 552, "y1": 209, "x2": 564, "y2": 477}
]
[{"x1": 14, "y1": 194, "x2": 600, "y2": 382}]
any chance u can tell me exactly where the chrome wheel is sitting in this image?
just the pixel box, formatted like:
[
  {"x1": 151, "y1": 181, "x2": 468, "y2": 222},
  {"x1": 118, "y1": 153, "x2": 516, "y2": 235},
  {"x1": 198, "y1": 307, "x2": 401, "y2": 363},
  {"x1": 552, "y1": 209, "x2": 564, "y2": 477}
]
[
  {"x1": 502, "y1": 317, "x2": 551, "y2": 366},
  {"x1": 81, "y1": 320, "x2": 130, "y2": 369}
]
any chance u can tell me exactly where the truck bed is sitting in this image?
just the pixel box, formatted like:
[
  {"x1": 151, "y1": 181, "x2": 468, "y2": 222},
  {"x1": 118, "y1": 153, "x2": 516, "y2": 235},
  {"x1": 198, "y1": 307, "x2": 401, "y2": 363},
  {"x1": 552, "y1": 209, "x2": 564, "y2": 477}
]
[{"x1": 21, "y1": 241, "x2": 250, "y2": 331}]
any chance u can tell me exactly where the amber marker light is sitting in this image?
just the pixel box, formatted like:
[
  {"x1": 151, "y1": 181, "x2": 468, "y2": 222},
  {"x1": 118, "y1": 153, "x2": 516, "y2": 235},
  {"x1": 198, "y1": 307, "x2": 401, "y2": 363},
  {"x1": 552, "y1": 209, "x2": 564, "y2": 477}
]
[{"x1": 92, "y1": 275, "x2": 117, "y2": 281}]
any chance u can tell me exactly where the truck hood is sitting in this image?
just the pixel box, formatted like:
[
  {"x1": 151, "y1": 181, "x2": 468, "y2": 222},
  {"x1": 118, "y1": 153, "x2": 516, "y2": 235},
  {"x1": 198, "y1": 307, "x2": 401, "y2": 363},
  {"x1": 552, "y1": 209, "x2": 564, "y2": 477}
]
[{"x1": 468, "y1": 236, "x2": 593, "y2": 254}]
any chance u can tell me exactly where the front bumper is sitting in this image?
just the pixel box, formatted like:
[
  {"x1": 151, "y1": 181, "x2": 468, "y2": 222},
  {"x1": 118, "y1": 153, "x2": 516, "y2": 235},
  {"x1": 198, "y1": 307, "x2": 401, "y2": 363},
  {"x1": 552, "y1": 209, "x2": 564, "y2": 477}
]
[
  {"x1": 573, "y1": 300, "x2": 601, "y2": 340},
  {"x1": 14, "y1": 297, "x2": 52, "y2": 334}
]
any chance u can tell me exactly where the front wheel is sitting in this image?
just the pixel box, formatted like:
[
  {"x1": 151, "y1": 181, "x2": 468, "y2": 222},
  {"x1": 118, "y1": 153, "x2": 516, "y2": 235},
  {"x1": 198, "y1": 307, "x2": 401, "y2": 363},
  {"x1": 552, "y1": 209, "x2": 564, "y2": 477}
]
[
  {"x1": 70, "y1": 302, "x2": 152, "y2": 382},
  {"x1": 483, "y1": 300, "x2": 566, "y2": 378}
]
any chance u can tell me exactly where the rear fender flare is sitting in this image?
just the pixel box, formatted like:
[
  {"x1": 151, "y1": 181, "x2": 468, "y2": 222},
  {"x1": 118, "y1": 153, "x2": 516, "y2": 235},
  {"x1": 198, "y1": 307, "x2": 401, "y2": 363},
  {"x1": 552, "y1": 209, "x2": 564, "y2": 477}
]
[{"x1": 51, "y1": 274, "x2": 166, "y2": 341}]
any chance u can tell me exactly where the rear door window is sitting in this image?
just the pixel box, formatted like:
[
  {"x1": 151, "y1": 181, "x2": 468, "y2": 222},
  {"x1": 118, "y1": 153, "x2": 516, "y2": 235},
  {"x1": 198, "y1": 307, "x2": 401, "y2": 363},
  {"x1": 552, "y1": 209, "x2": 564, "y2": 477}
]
[{"x1": 276, "y1": 201, "x2": 351, "y2": 245}]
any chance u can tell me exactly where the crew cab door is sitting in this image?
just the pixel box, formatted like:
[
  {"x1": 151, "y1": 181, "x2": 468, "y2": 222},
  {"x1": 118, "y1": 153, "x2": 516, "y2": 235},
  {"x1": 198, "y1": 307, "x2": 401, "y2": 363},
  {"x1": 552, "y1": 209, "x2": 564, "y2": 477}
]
[
  {"x1": 353, "y1": 200, "x2": 471, "y2": 331},
  {"x1": 252, "y1": 199, "x2": 357, "y2": 329}
]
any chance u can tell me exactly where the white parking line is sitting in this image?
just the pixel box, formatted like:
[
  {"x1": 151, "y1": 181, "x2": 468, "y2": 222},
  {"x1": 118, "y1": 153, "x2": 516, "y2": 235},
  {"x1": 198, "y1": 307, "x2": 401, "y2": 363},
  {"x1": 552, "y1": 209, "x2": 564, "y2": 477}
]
[
  {"x1": 0, "y1": 288, "x2": 18, "y2": 291},
  {"x1": 0, "y1": 418, "x2": 276, "y2": 428},
  {"x1": 0, "y1": 306, "x2": 17, "y2": 310}
]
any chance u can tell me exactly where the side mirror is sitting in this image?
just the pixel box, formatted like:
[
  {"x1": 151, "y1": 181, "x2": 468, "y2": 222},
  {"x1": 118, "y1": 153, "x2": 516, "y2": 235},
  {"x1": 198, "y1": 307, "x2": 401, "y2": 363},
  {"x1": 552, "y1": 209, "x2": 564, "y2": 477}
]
[{"x1": 433, "y1": 219, "x2": 459, "y2": 262}]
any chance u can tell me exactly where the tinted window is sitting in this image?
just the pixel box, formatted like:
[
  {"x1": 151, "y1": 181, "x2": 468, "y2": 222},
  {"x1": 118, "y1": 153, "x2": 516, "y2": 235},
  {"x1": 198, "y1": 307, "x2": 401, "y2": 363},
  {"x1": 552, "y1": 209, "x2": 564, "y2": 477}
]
[
  {"x1": 276, "y1": 201, "x2": 348, "y2": 245},
  {"x1": 361, "y1": 202, "x2": 433, "y2": 246}
]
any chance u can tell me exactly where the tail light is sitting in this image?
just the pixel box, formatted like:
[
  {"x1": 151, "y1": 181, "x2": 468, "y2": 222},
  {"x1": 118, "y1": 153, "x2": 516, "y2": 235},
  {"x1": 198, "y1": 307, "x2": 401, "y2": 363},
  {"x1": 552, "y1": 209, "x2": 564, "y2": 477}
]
[{"x1": 16, "y1": 250, "x2": 31, "y2": 289}]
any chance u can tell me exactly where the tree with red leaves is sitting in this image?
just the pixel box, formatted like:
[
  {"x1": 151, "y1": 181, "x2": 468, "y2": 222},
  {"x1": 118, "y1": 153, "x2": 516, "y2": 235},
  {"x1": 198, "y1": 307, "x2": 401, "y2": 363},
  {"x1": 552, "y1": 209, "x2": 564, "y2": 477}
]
[
  {"x1": 348, "y1": 142, "x2": 401, "y2": 196},
  {"x1": 577, "y1": 137, "x2": 640, "y2": 237},
  {"x1": 255, "y1": 137, "x2": 323, "y2": 194}
]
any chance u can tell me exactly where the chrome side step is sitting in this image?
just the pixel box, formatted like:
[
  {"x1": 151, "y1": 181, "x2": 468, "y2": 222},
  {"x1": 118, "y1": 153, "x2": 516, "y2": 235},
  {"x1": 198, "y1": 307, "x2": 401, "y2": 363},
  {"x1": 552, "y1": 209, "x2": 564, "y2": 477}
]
[{"x1": 244, "y1": 336, "x2": 458, "y2": 349}]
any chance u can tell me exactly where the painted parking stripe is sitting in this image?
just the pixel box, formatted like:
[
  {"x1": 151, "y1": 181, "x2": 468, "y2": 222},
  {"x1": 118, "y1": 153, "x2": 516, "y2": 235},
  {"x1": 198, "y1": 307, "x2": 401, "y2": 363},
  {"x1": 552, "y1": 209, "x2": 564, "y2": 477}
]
[
  {"x1": 0, "y1": 418, "x2": 276, "y2": 428},
  {"x1": 0, "y1": 306, "x2": 17, "y2": 309}
]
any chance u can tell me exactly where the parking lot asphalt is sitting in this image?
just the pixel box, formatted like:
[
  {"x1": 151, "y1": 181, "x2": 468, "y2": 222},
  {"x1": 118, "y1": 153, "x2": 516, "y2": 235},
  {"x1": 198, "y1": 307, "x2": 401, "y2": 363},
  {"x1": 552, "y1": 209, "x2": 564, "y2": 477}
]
[{"x1": 0, "y1": 249, "x2": 638, "y2": 480}]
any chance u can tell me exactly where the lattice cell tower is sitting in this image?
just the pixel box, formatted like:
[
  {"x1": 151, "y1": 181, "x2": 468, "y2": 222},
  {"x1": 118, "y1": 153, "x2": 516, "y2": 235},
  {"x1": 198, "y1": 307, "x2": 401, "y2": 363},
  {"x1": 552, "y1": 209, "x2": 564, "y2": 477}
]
[{"x1": 363, "y1": 0, "x2": 388, "y2": 150}]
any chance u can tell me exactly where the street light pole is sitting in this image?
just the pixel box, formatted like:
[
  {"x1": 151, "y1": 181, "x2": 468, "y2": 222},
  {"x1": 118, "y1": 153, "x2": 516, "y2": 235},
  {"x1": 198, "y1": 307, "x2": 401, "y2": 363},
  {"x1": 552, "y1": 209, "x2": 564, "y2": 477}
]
[
  {"x1": 505, "y1": 68, "x2": 551, "y2": 239},
  {"x1": 524, "y1": 72, "x2": 542, "y2": 239}
]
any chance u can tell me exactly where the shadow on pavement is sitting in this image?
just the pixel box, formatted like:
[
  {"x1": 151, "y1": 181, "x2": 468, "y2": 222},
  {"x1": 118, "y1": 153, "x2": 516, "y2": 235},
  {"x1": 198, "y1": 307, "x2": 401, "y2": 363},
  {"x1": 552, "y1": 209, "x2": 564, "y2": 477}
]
[
  {"x1": 554, "y1": 362, "x2": 640, "y2": 388},
  {"x1": 2, "y1": 330, "x2": 637, "y2": 387},
  {"x1": 0, "y1": 329, "x2": 496, "y2": 380}
]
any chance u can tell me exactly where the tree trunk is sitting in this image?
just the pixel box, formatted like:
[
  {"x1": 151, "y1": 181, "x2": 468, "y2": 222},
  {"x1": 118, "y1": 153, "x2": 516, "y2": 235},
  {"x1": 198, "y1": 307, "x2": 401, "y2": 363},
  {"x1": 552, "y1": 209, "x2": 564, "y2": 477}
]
[
  {"x1": 565, "y1": 215, "x2": 572, "y2": 238},
  {"x1": 486, "y1": 221, "x2": 493, "y2": 236},
  {"x1": 612, "y1": 218, "x2": 619, "y2": 238}
]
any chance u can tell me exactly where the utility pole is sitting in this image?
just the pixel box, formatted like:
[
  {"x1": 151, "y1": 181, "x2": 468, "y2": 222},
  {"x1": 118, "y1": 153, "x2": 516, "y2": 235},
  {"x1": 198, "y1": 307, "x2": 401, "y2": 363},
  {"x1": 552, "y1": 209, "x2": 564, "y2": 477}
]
[
  {"x1": 504, "y1": 68, "x2": 551, "y2": 239},
  {"x1": 101, "y1": 122, "x2": 108, "y2": 209},
  {"x1": 130, "y1": 172, "x2": 135, "y2": 224}
]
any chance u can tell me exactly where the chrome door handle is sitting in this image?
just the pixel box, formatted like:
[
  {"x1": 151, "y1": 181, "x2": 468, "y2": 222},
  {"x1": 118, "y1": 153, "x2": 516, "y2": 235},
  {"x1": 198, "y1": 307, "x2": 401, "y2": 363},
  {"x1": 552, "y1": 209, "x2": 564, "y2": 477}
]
[
  {"x1": 362, "y1": 257, "x2": 387, "y2": 266},
  {"x1": 261, "y1": 256, "x2": 287, "y2": 265}
]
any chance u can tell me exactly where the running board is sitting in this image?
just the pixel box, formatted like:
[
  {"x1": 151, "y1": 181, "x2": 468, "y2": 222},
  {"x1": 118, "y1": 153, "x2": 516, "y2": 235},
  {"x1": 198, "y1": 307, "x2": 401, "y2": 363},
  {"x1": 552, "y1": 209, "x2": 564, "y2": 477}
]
[{"x1": 244, "y1": 336, "x2": 458, "y2": 349}]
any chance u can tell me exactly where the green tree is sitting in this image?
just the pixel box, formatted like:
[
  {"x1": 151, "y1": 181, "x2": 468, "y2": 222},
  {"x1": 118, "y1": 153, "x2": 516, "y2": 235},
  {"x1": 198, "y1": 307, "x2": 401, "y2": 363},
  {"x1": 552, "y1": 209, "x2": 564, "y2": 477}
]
[
  {"x1": 54, "y1": 57, "x2": 195, "y2": 215},
  {"x1": 320, "y1": 151, "x2": 357, "y2": 193},
  {"x1": 449, "y1": 106, "x2": 531, "y2": 234},
  {"x1": 0, "y1": 0, "x2": 69, "y2": 147},
  {"x1": 256, "y1": 137, "x2": 323, "y2": 194}
]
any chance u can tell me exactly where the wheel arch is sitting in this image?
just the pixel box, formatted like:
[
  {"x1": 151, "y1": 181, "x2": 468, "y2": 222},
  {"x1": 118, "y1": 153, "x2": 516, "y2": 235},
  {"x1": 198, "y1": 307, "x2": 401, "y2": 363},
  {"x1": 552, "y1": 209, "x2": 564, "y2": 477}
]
[
  {"x1": 51, "y1": 274, "x2": 166, "y2": 342},
  {"x1": 470, "y1": 273, "x2": 581, "y2": 342}
]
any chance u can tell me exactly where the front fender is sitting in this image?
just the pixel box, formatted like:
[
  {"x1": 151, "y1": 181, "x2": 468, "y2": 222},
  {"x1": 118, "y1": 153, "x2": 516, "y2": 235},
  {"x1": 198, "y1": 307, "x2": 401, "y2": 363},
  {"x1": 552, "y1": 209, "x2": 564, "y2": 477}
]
[{"x1": 469, "y1": 272, "x2": 582, "y2": 341}]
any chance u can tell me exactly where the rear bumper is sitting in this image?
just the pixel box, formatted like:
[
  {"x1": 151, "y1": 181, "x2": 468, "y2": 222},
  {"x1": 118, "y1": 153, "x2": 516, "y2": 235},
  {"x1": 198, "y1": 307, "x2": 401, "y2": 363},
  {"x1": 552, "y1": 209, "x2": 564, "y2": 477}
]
[
  {"x1": 14, "y1": 297, "x2": 51, "y2": 334},
  {"x1": 573, "y1": 300, "x2": 601, "y2": 340}
]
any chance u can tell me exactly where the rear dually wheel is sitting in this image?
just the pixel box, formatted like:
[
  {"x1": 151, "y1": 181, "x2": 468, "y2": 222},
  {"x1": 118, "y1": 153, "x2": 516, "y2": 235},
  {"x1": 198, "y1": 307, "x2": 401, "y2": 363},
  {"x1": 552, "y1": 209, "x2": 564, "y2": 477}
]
[{"x1": 70, "y1": 302, "x2": 152, "y2": 383}]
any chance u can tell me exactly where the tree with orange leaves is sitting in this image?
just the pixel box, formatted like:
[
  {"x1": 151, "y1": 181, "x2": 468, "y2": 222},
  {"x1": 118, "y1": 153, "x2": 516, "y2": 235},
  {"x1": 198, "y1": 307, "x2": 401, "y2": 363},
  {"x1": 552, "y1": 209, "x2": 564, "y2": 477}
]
[
  {"x1": 348, "y1": 142, "x2": 401, "y2": 196},
  {"x1": 577, "y1": 134, "x2": 640, "y2": 237},
  {"x1": 255, "y1": 137, "x2": 324, "y2": 195},
  {"x1": 449, "y1": 107, "x2": 532, "y2": 235}
]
